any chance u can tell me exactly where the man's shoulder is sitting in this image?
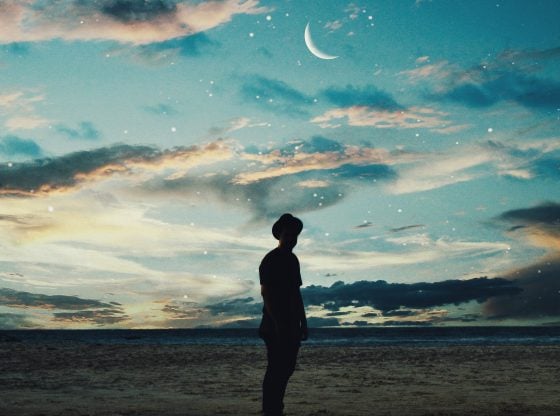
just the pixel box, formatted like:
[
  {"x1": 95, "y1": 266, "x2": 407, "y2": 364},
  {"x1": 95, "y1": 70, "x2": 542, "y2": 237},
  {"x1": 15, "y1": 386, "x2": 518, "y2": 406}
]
[
  {"x1": 261, "y1": 247, "x2": 279, "y2": 262},
  {"x1": 261, "y1": 247, "x2": 298, "y2": 262}
]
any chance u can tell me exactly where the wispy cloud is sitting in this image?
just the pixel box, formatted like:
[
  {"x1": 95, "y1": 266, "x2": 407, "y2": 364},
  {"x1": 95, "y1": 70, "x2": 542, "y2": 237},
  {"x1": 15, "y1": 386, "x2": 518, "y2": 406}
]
[
  {"x1": 112, "y1": 32, "x2": 220, "y2": 65},
  {"x1": 312, "y1": 105, "x2": 449, "y2": 130},
  {"x1": 55, "y1": 121, "x2": 101, "y2": 140},
  {"x1": 321, "y1": 85, "x2": 402, "y2": 110},
  {"x1": 239, "y1": 75, "x2": 313, "y2": 115},
  {"x1": 303, "y1": 237, "x2": 511, "y2": 273},
  {"x1": 386, "y1": 138, "x2": 560, "y2": 194},
  {"x1": 0, "y1": 140, "x2": 232, "y2": 196},
  {"x1": 5, "y1": 115, "x2": 50, "y2": 130},
  {"x1": 0, "y1": 137, "x2": 399, "y2": 223},
  {"x1": 0, "y1": 90, "x2": 49, "y2": 131},
  {"x1": 143, "y1": 103, "x2": 179, "y2": 116},
  {"x1": 233, "y1": 136, "x2": 397, "y2": 184},
  {"x1": 311, "y1": 84, "x2": 454, "y2": 131},
  {"x1": 401, "y1": 46, "x2": 560, "y2": 112}
]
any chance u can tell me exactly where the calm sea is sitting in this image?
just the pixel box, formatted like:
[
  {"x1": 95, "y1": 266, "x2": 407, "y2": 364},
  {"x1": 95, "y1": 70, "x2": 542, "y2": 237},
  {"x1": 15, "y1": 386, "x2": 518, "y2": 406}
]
[{"x1": 1, "y1": 327, "x2": 560, "y2": 346}]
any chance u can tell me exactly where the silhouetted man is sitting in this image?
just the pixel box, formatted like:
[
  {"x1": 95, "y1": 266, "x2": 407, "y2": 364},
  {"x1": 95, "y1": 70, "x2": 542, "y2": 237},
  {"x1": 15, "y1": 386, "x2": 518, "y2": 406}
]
[{"x1": 259, "y1": 213, "x2": 308, "y2": 416}]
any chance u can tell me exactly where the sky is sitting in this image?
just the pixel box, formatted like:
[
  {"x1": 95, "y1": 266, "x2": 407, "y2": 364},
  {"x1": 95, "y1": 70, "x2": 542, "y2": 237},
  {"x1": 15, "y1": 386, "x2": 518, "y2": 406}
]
[{"x1": 0, "y1": 0, "x2": 559, "y2": 329}]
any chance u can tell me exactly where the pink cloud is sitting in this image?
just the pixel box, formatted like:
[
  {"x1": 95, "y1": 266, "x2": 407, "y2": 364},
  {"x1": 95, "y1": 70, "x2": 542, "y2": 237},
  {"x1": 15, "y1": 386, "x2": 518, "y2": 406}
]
[
  {"x1": 399, "y1": 61, "x2": 453, "y2": 83},
  {"x1": 0, "y1": 0, "x2": 269, "y2": 45},
  {"x1": 311, "y1": 106, "x2": 449, "y2": 130}
]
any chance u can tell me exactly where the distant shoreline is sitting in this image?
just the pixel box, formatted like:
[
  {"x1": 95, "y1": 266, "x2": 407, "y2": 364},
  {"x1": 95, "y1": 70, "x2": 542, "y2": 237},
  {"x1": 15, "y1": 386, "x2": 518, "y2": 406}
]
[{"x1": 2, "y1": 326, "x2": 560, "y2": 347}]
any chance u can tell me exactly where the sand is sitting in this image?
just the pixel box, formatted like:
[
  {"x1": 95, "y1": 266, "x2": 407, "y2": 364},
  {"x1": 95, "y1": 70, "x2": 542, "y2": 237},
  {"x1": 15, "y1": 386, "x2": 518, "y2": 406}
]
[{"x1": 1, "y1": 342, "x2": 559, "y2": 416}]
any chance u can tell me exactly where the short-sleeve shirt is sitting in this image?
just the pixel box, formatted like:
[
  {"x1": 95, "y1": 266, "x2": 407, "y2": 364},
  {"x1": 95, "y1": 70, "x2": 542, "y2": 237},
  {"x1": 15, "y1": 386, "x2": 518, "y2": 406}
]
[{"x1": 259, "y1": 247, "x2": 302, "y2": 340}]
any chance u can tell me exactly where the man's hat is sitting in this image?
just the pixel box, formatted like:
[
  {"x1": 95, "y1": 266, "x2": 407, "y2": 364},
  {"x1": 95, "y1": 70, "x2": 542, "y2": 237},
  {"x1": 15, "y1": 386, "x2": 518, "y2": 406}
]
[{"x1": 272, "y1": 213, "x2": 303, "y2": 240}]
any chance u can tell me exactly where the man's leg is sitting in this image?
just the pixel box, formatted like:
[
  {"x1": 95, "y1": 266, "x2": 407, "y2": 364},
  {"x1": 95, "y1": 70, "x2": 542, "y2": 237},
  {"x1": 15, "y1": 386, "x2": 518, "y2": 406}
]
[
  {"x1": 262, "y1": 340, "x2": 284, "y2": 415},
  {"x1": 277, "y1": 342, "x2": 300, "y2": 409}
]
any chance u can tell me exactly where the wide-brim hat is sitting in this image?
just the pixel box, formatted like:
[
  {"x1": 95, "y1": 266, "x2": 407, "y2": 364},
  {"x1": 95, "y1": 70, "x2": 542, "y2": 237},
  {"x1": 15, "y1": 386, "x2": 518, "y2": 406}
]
[{"x1": 272, "y1": 213, "x2": 303, "y2": 240}]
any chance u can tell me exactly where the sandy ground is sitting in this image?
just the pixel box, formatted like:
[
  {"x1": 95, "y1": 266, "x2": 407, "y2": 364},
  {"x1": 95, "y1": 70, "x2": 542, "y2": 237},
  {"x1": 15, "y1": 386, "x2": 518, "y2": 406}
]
[{"x1": 1, "y1": 342, "x2": 559, "y2": 416}]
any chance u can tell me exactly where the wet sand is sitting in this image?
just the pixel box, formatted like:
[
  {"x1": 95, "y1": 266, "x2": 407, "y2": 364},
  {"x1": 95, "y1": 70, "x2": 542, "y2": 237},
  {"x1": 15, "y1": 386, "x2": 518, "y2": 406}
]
[{"x1": 1, "y1": 342, "x2": 559, "y2": 415}]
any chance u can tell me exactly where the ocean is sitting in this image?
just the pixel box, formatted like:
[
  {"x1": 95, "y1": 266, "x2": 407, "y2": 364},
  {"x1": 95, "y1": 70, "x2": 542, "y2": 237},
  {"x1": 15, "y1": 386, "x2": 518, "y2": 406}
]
[{"x1": 2, "y1": 326, "x2": 560, "y2": 346}]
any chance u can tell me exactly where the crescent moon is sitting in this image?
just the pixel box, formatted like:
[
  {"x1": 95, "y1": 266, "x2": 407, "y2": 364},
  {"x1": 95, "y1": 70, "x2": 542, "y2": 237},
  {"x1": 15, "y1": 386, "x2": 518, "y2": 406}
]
[{"x1": 304, "y1": 22, "x2": 338, "y2": 60}]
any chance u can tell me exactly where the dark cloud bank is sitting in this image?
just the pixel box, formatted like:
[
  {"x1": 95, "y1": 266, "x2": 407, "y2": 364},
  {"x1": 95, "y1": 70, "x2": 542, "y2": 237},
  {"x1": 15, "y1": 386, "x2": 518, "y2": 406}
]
[
  {"x1": 0, "y1": 288, "x2": 128, "y2": 327},
  {"x1": 301, "y1": 278, "x2": 521, "y2": 314},
  {"x1": 488, "y1": 201, "x2": 560, "y2": 320}
]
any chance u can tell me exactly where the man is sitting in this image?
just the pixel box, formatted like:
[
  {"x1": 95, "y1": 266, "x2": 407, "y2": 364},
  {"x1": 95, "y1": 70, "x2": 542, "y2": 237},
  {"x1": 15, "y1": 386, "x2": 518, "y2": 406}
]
[{"x1": 259, "y1": 213, "x2": 308, "y2": 416}]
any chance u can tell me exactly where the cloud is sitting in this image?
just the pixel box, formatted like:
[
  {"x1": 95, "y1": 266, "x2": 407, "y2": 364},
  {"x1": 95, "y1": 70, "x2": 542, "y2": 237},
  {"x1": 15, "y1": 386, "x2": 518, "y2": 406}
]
[
  {"x1": 321, "y1": 85, "x2": 402, "y2": 110},
  {"x1": 399, "y1": 61, "x2": 453, "y2": 83},
  {"x1": 386, "y1": 146, "x2": 493, "y2": 194},
  {"x1": 437, "y1": 74, "x2": 560, "y2": 111},
  {"x1": 162, "y1": 296, "x2": 343, "y2": 328},
  {"x1": 483, "y1": 202, "x2": 560, "y2": 320},
  {"x1": 0, "y1": 91, "x2": 44, "y2": 111},
  {"x1": 233, "y1": 136, "x2": 397, "y2": 185},
  {"x1": 0, "y1": 140, "x2": 231, "y2": 196},
  {"x1": 55, "y1": 121, "x2": 101, "y2": 140},
  {"x1": 498, "y1": 202, "x2": 560, "y2": 231},
  {"x1": 205, "y1": 296, "x2": 262, "y2": 316},
  {"x1": 386, "y1": 138, "x2": 560, "y2": 195},
  {"x1": 0, "y1": 136, "x2": 398, "y2": 224},
  {"x1": 119, "y1": 32, "x2": 220, "y2": 64},
  {"x1": 0, "y1": 287, "x2": 129, "y2": 326},
  {"x1": 143, "y1": 103, "x2": 179, "y2": 116},
  {"x1": 401, "y1": 46, "x2": 560, "y2": 112},
  {"x1": 140, "y1": 136, "x2": 401, "y2": 220},
  {"x1": 311, "y1": 106, "x2": 450, "y2": 130},
  {"x1": 310, "y1": 83, "x2": 454, "y2": 131},
  {"x1": 208, "y1": 117, "x2": 269, "y2": 136},
  {"x1": 5, "y1": 115, "x2": 50, "y2": 130},
  {"x1": 160, "y1": 297, "x2": 262, "y2": 328},
  {"x1": 0, "y1": 287, "x2": 118, "y2": 310},
  {"x1": 345, "y1": 3, "x2": 361, "y2": 20},
  {"x1": 306, "y1": 317, "x2": 340, "y2": 327},
  {"x1": 483, "y1": 258, "x2": 560, "y2": 319},
  {"x1": 52, "y1": 308, "x2": 129, "y2": 325},
  {"x1": 239, "y1": 75, "x2": 313, "y2": 115},
  {"x1": 301, "y1": 277, "x2": 521, "y2": 312},
  {"x1": 498, "y1": 201, "x2": 560, "y2": 251},
  {"x1": 99, "y1": 0, "x2": 177, "y2": 22},
  {"x1": 0, "y1": 0, "x2": 270, "y2": 45},
  {"x1": 390, "y1": 224, "x2": 425, "y2": 233},
  {"x1": 304, "y1": 238, "x2": 511, "y2": 273},
  {"x1": 324, "y1": 20, "x2": 343, "y2": 31},
  {"x1": 161, "y1": 302, "x2": 206, "y2": 320},
  {"x1": 0, "y1": 135, "x2": 43, "y2": 158},
  {"x1": 2, "y1": 42, "x2": 31, "y2": 55},
  {"x1": 144, "y1": 170, "x2": 348, "y2": 222},
  {"x1": 0, "y1": 312, "x2": 38, "y2": 329},
  {"x1": 0, "y1": 90, "x2": 49, "y2": 131}
]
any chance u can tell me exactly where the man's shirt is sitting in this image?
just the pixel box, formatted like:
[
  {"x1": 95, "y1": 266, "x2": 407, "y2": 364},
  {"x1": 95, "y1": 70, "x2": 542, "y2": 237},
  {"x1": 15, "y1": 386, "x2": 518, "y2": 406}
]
[{"x1": 259, "y1": 247, "x2": 302, "y2": 341}]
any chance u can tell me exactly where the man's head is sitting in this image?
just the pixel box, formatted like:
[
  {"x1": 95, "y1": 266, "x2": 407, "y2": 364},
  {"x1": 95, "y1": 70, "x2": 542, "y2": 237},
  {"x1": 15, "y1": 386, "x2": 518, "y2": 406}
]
[{"x1": 272, "y1": 213, "x2": 303, "y2": 250}]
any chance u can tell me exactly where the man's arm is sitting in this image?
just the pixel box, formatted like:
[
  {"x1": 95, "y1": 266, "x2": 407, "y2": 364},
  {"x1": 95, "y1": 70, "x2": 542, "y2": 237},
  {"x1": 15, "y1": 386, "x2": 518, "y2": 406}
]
[
  {"x1": 261, "y1": 284, "x2": 280, "y2": 335},
  {"x1": 296, "y1": 288, "x2": 308, "y2": 341}
]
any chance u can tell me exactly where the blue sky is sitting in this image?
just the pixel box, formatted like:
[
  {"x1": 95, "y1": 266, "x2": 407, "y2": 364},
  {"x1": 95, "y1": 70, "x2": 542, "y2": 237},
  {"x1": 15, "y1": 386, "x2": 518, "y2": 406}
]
[{"x1": 0, "y1": 0, "x2": 559, "y2": 329}]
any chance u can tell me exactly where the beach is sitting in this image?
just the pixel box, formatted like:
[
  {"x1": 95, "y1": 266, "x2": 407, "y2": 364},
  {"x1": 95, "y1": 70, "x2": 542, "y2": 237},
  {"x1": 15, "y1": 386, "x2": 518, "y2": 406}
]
[{"x1": 1, "y1": 342, "x2": 559, "y2": 416}]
